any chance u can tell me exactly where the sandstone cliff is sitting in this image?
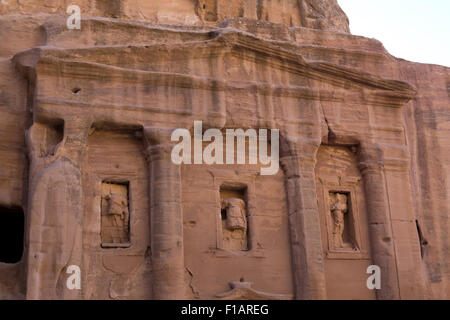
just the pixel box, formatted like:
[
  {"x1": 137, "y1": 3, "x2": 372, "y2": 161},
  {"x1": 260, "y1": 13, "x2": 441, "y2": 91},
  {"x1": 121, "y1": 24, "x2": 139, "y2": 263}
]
[{"x1": 0, "y1": 0, "x2": 448, "y2": 300}]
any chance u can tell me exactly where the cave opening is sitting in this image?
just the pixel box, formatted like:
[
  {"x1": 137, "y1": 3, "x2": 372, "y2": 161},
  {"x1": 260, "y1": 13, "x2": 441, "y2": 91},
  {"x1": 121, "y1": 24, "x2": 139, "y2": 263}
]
[{"x1": 0, "y1": 206, "x2": 24, "y2": 264}]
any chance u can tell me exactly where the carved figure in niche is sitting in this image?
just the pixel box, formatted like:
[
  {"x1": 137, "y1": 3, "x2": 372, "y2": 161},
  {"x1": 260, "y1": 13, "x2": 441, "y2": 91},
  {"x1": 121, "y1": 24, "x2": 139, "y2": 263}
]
[
  {"x1": 101, "y1": 183, "x2": 130, "y2": 244},
  {"x1": 221, "y1": 198, "x2": 248, "y2": 251},
  {"x1": 222, "y1": 198, "x2": 247, "y2": 230},
  {"x1": 330, "y1": 192, "x2": 348, "y2": 248}
]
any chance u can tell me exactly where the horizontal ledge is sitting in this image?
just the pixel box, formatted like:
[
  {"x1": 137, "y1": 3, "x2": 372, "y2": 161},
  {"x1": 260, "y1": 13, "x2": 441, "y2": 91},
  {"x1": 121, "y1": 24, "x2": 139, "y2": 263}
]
[
  {"x1": 208, "y1": 248, "x2": 266, "y2": 259},
  {"x1": 326, "y1": 250, "x2": 371, "y2": 261},
  {"x1": 101, "y1": 243, "x2": 132, "y2": 249},
  {"x1": 34, "y1": 55, "x2": 415, "y2": 105}
]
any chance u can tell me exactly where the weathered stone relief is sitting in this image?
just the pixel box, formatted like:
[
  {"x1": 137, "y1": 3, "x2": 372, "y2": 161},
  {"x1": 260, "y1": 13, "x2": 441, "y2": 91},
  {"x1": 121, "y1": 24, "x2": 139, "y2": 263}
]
[
  {"x1": 329, "y1": 192, "x2": 350, "y2": 249},
  {"x1": 25, "y1": 119, "x2": 91, "y2": 300},
  {"x1": 221, "y1": 198, "x2": 248, "y2": 251},
  {"x1": 1, "y1": 0, "x2": 446, "y2": 301},
  {"x1": 101, "y1": 183, "x2": 130, "y2": 247}
]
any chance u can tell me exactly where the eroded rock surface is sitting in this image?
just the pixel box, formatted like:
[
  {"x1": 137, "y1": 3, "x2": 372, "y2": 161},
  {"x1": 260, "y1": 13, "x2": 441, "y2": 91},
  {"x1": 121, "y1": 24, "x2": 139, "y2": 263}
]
[{"x1": 0, "y1": 0, "x2": 448, "y2": 300}]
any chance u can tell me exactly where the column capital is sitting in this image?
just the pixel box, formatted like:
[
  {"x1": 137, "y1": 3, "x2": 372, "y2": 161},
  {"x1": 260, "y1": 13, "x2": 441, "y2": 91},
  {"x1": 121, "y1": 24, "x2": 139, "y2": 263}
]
[
  {"x1": 280, "y1": 135, "x2": 320, "y2": 157},
  {"x1": 143, "y1": 126, "x2": 178, "y2": 162},
  {"x1": 62, "y1": 117, "x2": 92, "y2": 166},
  {"x1": 358, "y1": 160, "x2": 384, "y2": 175},
  {"x1": 279, "y1": 136, "x2": 319, "y2": 179},
  {"x1": 358, "y1": 142, "x2": 410, "y2": 174},
  {"x1": 26, "y1": 117, "x2": 92, "y2": 170},
  {"x1": 64, "y1": 116, "x2": 92, "y2": 143},
  {"x1": 144, "y1": 126, "x2": 176, "y2": 145},
  {"x1": 280, "y1": 155, "x2": 315, "y2": 179}
]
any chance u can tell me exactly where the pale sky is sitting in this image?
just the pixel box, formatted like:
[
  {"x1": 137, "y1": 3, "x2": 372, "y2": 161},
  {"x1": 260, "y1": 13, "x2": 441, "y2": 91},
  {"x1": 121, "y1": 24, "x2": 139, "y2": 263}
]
[{"x1": 338, "y1": 0, "x2": 450, "y2": 67}]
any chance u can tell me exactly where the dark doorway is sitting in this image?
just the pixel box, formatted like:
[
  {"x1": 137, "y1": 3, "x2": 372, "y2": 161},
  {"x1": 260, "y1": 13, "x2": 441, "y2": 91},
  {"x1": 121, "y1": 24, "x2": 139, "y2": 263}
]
[{"x1": 0, "y1": 206, "x2": 24, "y2": 263}]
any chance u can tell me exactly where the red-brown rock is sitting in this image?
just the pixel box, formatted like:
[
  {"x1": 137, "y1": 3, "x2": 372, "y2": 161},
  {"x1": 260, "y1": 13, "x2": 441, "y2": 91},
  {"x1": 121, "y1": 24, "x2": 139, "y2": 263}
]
[{"x1": 0, "y1": 0, "x2": 448, "y2": 300}]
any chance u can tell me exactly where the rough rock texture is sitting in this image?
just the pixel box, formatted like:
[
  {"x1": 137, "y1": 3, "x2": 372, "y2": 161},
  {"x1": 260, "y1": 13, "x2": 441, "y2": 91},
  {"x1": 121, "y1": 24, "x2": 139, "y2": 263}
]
[
  {"x1": 0, "y1": 0, "x2": 349, "y2": 32},
  {"x1": 0, "y1": 1, "x2": 448, "y2": 300}
]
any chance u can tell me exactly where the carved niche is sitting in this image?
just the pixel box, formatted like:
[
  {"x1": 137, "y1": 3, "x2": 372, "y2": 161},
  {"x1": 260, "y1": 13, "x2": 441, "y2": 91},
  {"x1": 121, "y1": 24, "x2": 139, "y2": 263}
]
[
  {"x1": 101, "y1": 182, "x2": 130, "y2": 247},
  {"x1": 316, "y1": 145, "x2": 370, "y2": 259}
]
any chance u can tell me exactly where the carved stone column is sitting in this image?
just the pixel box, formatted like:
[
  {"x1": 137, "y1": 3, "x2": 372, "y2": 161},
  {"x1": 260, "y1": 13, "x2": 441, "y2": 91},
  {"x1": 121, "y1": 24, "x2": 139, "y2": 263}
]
[
  {"x1": 358, "y1": 156, "x2": 399, "y2": 300},
  {"x1": 280, "y1": 138, "x2": 327, "y2": 300},
  {"x1": 26, "y1": 117, "x2": 91, "y2": 300},
  {"x1": 144, "y1": 127, "x2": 186, "y2": 300},
  {"x1": 359, "y1": 143, "x2": 425, "y2": 299}
]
